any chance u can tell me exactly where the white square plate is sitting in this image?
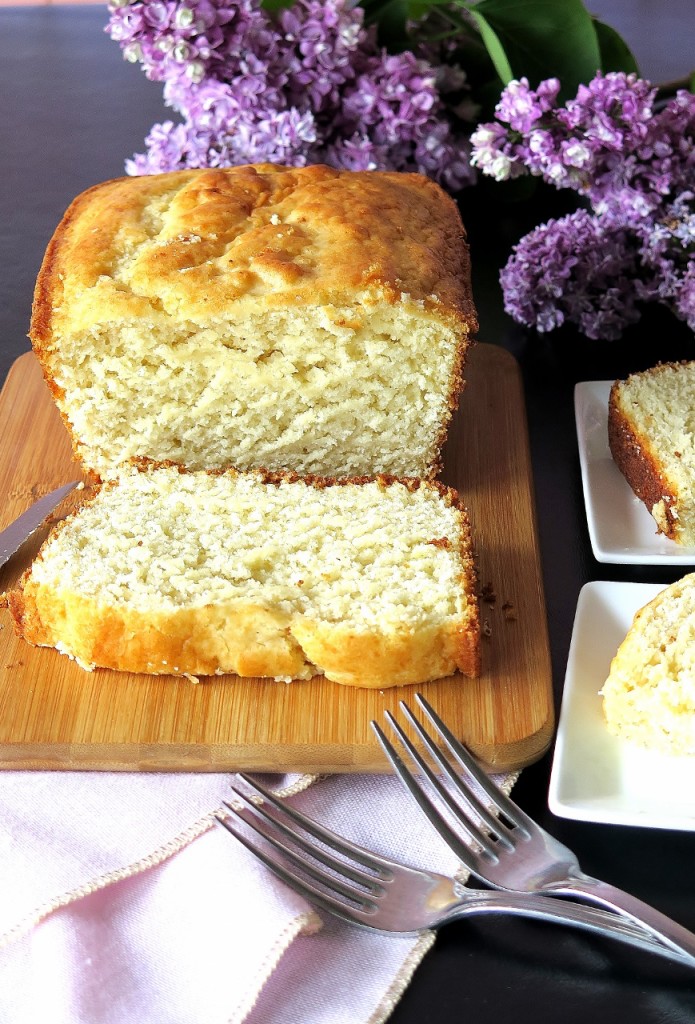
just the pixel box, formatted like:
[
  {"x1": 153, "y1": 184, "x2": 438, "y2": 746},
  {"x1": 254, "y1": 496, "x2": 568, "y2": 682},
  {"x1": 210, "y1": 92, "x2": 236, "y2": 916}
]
[
  {"x1": 574, "y1": 381, "x2": 695, "y2": 564},
  {"x1": 549, "y1": 581, "x2": 695, "y2": 831}
]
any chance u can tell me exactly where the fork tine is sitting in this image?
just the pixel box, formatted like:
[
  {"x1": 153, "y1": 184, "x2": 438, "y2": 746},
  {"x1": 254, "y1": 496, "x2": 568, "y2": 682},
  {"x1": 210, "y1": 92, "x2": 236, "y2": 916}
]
[
  {"x1": 371, "y1": 720, "x2": 490, "y2": 872},
  {"x1": 215, "y1": 808, "x2": 378, "y2": 927},
  {"x1": 381, "y1": 711, "x2": 506, "y2": 857},
  {"x1": 394, "y1": 702, "x2": 515, "y2": 847},
  {"x1": 414, "y1": 694, "x2": 534, "y2": 833},
  {"x1": 235, "y1": 772, "x2": 391, "y2": 877},
  {"x1": 225, "y1": 784, "x2": 386, "y2": 893},
  {"x1": 221, "y1": 791, "x2": 382, "y2": 906}
]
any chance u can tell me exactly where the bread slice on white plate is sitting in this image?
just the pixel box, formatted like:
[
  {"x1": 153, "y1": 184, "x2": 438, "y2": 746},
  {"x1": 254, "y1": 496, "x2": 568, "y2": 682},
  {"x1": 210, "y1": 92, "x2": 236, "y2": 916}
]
[
  {"x1": 602, "y1": 573, "x2": 695, "y2": 755},
  {"x1": 608, "y1": 361, "x2": 695, "y2": 544}
]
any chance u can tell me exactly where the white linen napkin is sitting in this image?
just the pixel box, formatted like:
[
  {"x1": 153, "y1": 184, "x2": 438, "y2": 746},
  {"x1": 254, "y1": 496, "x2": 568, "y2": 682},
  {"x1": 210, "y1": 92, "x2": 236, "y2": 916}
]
[{"x1": 0, "y1": 769, "x2": 514, "y2": 1024}]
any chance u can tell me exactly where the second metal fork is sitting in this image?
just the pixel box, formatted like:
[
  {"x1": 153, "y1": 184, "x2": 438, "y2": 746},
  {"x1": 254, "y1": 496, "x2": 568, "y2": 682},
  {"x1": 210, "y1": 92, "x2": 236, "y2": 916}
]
[
  {"x1": 216, "y1": 772, "x2": 694, "y2": 966},
  {"x1": 372, "y1": 694, "x2": 695, "y2": 965}
]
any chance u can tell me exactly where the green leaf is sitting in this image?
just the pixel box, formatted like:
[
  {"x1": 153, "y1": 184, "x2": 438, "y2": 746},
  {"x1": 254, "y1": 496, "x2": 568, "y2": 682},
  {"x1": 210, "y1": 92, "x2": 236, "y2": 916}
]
[
  {"x1": 466, "y1": 10, "x2": 513, "y2": 83},
  {"x1": 592, "y1": 18, "x2": 639, "y2": 74},
  {"x1": 462, "y1": 0, "x2": 602, "y2": 99},
  {"x1": 407, "y1": 0, "x2": 434, "y2": 20},
  {"x1": 260, "y1": 0, "x2": 293, "y2": 13}
]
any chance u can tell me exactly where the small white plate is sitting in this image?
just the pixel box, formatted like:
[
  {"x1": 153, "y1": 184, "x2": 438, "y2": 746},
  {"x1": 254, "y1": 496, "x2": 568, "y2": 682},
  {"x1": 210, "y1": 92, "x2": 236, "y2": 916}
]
[
  {"x1": 574, "y1": 381, "x2": 695, "y2": 564},
  {"x1": 549, "y1": 581, "x2": 695, "y2": 831}
]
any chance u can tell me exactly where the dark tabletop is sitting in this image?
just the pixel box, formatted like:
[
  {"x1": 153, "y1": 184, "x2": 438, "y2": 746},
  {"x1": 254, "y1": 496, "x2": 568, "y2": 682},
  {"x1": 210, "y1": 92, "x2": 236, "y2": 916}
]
[{"x1": 2, "y1": 4, "x2": 695, "y2": 1021}]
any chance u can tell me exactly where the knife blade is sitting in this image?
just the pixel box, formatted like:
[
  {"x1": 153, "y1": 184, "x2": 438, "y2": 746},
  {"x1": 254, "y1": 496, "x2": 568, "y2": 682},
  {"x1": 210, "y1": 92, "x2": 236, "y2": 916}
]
[{"x1": 0, "y1": 481, "x2": 80, "y2": 571}]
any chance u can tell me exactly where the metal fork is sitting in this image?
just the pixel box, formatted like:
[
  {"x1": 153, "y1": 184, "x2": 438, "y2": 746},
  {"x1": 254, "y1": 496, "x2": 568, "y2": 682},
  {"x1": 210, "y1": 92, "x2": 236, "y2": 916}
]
[
  {"x1": 215, "y1": 772, "x2": 694, "y2": 966},
  {"x1": 372, "y1": 694, "x2": 695, "y2": 965}
]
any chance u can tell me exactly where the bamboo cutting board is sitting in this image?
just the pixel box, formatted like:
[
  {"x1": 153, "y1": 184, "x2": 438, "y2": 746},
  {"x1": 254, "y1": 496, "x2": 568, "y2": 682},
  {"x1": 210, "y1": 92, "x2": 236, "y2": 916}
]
[{"x1": 0, "y1": 345, "x2": 553, "y2": 773}]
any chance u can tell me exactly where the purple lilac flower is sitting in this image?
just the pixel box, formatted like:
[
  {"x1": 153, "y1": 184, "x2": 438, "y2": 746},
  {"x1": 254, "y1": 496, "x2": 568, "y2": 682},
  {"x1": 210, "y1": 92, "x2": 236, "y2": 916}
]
[
  {"x1": 107, "y1": 0, "x2": 477, "y2": 190},
  {"x1": 500, "y1": 210, "x2": 644, "y2": 340},
  {"x1": 675, "y1": 264, "x2": 695, "y2": 330},
  {"x1": 278, "y1": 0, "x2": 367, "y2": 112},
  {"x1": 108, "y1": 0, "x2": 268, "y2": 85},
  {"x1": 635, "y1": 191, "x2": 695, "y2": 328},
  {"x1": 495, "y1": 76, "x2": 560, "y2": 133},
  {"x1": 559, "y1": 73, "x2": 655, "y2": 149},
  {"x1": 471, "y1": 72, "x2": 695, "y2": 208},
  {"x1": 470, "y1": 121, "x2": 525, "y2": 181},
  {"x1": 332, "y1": 49, "x2": 475, "y2": 189},
  {"x1": 473, "y1": 72, "x2": 695, "y2": 339}
]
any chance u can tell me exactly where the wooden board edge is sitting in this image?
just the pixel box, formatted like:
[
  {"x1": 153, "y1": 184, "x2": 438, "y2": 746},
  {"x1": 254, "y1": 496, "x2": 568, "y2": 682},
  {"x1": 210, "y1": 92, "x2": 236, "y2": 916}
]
[{"x1": 0, "y1": 710, "x2": 555, "y2": 775}]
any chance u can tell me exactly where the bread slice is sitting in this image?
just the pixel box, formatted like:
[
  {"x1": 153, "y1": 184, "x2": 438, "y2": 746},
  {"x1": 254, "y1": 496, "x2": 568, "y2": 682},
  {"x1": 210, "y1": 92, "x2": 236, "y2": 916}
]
[
  {"x1": 6, "y1": 463, "x2": 480, "y2": 688},
  {"x1": 601, "y1": 574, "x2": 695, "y2": 755},
  {"x1": 608, "y1": 361, "x2": 695, "y2": 544},
  {"x1": 31, "y1": 163, "x2": 477, "y2": 481}
]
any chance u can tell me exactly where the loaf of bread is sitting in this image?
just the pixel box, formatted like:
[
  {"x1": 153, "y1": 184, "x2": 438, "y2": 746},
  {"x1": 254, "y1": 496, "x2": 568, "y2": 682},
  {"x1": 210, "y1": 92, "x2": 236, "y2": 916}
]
[
  {"x1": 608, "y1": 361, "x2": 695, "y2": 544},
  {"x1": 601, "y1": 574, "x2": 695, "y2": 755},
  {"x1": 31, "y1": 163, "x2": 477, "y2": 482},
  {"x1": 6, "y1": 464, "x2": 480, "y2": 688}
]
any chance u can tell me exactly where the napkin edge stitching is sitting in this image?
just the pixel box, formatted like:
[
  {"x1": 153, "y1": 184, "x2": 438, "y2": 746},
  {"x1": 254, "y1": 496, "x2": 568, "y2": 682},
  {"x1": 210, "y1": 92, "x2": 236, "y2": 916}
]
[
  {"x1": 0, "y1": 809, "x2": 218, "y2": 949},
  {"x1": 366, "y1": 930, "x2": 437, "y2": 1024},
  {"x1": 226, "y1": 909, "x2": 323, "y2": 1024}
]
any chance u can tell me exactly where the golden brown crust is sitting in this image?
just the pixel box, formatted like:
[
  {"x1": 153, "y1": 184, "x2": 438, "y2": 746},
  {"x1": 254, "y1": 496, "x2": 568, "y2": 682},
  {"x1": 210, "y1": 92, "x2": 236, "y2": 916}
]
[
  {"x1": 114, "y1": 456, "x2": 474, "y2": 510},
  {"x1": 607, "y1": 379, "x2": 679, "y2": 540},
  {"x1": 31, "y1": 164, "x2": 477, "y2": 352},
  {"x1": 8, "y1": 579, "x2": 478, "y2": 687},
  {"x1": 6, "y1": 466, "x2": 480, "y2": 688},
  {"x1": 451, "y1": 497, "x2": 481, "y2": 677}
]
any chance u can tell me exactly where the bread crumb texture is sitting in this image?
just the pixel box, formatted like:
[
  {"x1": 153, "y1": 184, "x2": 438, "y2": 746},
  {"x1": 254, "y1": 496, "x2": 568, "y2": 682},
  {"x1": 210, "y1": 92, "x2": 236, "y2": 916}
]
[
  {"x1": 608, "y1": 361, "x2": 695, "y2": 544},
  {"x1": 31, "y1": 164, "x2": 477, "y2": 481},
  {"x1": 602, "y1": 573, "x2": 695, "y2": 755},
  {"x1": 7, "y1": 465, "x2": 480, "y2": 688}
]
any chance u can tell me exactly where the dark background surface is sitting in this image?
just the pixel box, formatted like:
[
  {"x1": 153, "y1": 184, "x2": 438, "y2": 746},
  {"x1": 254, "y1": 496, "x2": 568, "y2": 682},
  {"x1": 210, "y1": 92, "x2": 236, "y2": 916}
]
[{"x1": 2, "y1": 3, "x2": 695, "y2": 1020}]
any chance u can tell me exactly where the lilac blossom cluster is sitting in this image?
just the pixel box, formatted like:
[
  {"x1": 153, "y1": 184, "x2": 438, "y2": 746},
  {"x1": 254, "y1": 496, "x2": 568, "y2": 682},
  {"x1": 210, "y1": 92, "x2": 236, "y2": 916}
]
[
  {"x1": 471, "y1": 73, "x2": 695, "y2": 340},
  {"x1": 106, "y1": 0, "x2": 475, "y2": 191}
]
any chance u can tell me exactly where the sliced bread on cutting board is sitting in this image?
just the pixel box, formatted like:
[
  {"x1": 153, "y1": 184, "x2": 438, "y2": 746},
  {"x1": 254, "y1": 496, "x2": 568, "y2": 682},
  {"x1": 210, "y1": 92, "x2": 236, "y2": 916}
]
[{"x1": 6, "y1": 463, "x2": 481, "y2": 688}]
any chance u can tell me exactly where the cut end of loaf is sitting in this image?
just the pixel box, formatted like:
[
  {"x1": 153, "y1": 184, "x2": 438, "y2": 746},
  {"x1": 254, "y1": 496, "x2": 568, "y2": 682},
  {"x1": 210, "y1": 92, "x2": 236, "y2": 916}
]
[
  {"x1": 30, "y1": 165, "x2": 476, "y2": 480},
  {"x1": 47, "y1": 304, "x2": 468, "y2": 480},
  {"x1": 8, "y1": 464, "x2": 481, "y2": 689}
]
